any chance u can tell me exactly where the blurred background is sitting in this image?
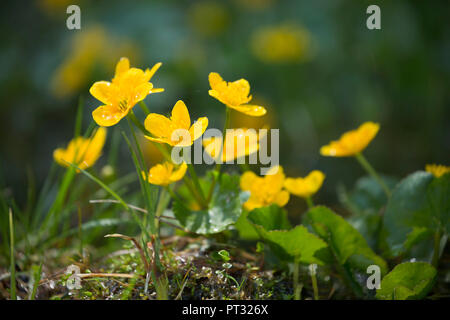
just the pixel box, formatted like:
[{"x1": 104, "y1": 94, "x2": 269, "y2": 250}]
[{"x1": 1, "y1": 0, "x2": 449, "y2": 211}]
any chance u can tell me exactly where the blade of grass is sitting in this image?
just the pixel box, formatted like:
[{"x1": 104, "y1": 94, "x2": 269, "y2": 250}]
[
  {"x1": 74, "y1": 96, "x2": 84, "y2": 138},
  {"x1": 9, "y1": 208, "x2": 16, "y2": 300},
  {"x1": 64, "y1": 161, "x2": 150, "y2": 241},
  {"x1": 29, "y1": 264, "x2": 42, "y2": 300},
  {"x1": 122, "y1": 128, "x2": 161, "y2": 273}
]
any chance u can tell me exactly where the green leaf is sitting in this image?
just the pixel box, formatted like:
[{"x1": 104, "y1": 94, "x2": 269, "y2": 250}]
[
  {"x1": 247, "y1": 205, "x2": 291, "y2": 231},
  {"x1": 383, "y1": 171, "x2": 450, "y2": 256},
  {"x1": 305, "y1": 206, "x2": 388, "y2": 274},
  {"x1": 342, "y1": 175, "x2": 398, "y2": 215},
  {"x1": 173, "y1": 172, "x2": 247, "y2": 234},
  {"x1": 217, "y1": 250, "x2": 231, "y2": 262},
  {"x1": 376, "y1": 262, "x2": 437, "y2": 300},
  {"x1": 234, "y1": 210, "x2": 259, "y2": 240},
  {"x1": 247, "y1": 205, "x2": 328, "y2": 265}
]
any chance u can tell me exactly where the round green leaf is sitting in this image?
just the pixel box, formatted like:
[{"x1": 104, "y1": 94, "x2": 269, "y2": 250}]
[
  {"x1": 305, "y1": 206, "x2": 388, "y2": 274},
  {"x1": 383, "y1": 171, "x2": 450, "y2": 256},
  {"x1": 376, "y1": 262, "x2": 437, "y2": 300}
]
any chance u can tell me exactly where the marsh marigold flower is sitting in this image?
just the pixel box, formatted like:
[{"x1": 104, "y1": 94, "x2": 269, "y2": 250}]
[
  {"x1": 320, "y1": 122, "x2": 380, "y2": 157},
  {"x1": 240, "y1": 166, "x2": 290, "y2": 211},
  {"x1": 143, "y1": 161, "x2": 187, "y2": 186},
  {"x1": 251, "y1": 23, "x2": 312, "y2": 63},
  {"x1": 90, "y1": 57, "x2": 164, "y2": 127},
  {"x1": 208, "y1": 72, "x2": 267, "y2": 116},
  {"x1": 144, "y1": 100, "x2": 208, "y2": 146},
  {"x1": 284, "y1": 170, "x2": 325, "y2": 199},
  {"x1": 203, "y1": 128, "x2": 264, "y2": 163},
  {"x1": 53, "y1": 127, "x2": 107, "y2": 170},
  {"x1": 425, "y1": 164, "x2": 450, "y2": 178}
]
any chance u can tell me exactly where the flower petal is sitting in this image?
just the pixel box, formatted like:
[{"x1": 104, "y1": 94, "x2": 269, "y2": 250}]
[
  {"x1": 53, "y1": 148, "x2": 68, "y2": 167},
  {"x1": 134, "y1": 82, "x2": 153, "y2": 103},
  {"x1": 144, "y1": 113, "x2": 172, "y2": 139},
  {"x1": 240, "y1": 171, "x2": 258, "y2": 191},
  {"x1": 89, "y1": 81, "x2": 112, "y2": 105},
  {"x1": 82, "y1": 127, "x2": 107, "y2": 167},
  {"x1": 232, "y1": 104, "x2": 267, "y2": 117},
  {"x1": 171, "y1": 100, "x2": 191, "y2": 129},
  {"x1": 189, "y1": 117, "x2": 209, "y2": 142},
  {"x1": 146, "y1": 62, "x2": 162, "y2": 81},
  {"x1": 208, "y1": 72, "x2": 224, "y2": 91},
  {"x1": 92, "y1": 105, "x2": 126, "y2": 127},
  {"x1": 243, "y1": 196, "x2": 263, "y2": 211},
  {"x1": 143, "y1": 135, "x2": 170, "y2": 145},
  {"x1": 150, "y1": 88, "x2": 165, "y2": 94},
  {"x1": 115, "y1": 57, "x2": 130, "y2": 77},
  {"x1": 275, "y1": 190, "x2": 290, "y2": 207},
  {"x1": 170, "y1": 162, "x2": 187, "y2": 182}
]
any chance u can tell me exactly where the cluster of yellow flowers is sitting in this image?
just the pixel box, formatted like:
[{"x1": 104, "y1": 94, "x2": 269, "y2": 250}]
[
  {"x1": 52, "y1": 57, "x2": 449, "y2": 213},
  {"x1": 240, "y1": 166, "x2": 325, "y2": 211},
  {"x1": 238, "y1": 122, "x2": 382, "y2": 211}
]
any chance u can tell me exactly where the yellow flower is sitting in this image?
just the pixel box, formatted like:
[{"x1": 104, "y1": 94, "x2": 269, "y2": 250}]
[
  {"x1": 240, "y1": 166, "x2": 290, "y2": 211},
  {"x1": 251, "y1": 23, "x2": 312, "y2": 63},
  {"x1": 142, "y1": 161, "x2": 187, "y2": 186},
  {"x1": 51, "y1": 27, "x2": 139, "y2": 98},
  {"x1": 144, "y1": 100, "x2": 208, "y2": 147},
  {"x1": 284, "y1": 170, "x2": 325, "y2": 198},
  {"x1": 203, "y1": 128, "x2": 264, "y2": 162},
  {"x1": 188, "y1": 1, "x2": 230, "y2": 37},
  {"x1": 90, "y1": 57, "x2": 164, "y2": 127},
  {"x1": 320, "y1": 122, "x2": 380, "y2": 157},
  {"x1": 53, "y1": 127, "x2": 107, "y2": 171},
  {"x1": 208, "y1": 72, "x2": 267, "y2": 116},
  {"x1": 425, "y1": 164, "x2": 450, "y2": 178}
]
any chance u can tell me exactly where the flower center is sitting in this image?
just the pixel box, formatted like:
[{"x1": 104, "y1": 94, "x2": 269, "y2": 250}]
[{"x1": 118, "y1": 99, "x2": 128, "y2": 111}]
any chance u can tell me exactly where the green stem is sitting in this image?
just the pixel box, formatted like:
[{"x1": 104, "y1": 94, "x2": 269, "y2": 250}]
[
  {"x1": 139, "y1": 101, "x2": 151, "y2": 115},
  {"x1": 77, "y1": 205, "x2": 83, "y2": 260},
  {"x1": 9, "y1": 209, "x2": 16, "y2": 300},
  {"x1": 128, "y1": 110, "x2": 149, "y2": 136},
  {"x1": 310, "y1": 265, "x2": 319, "y2": 300},
  {"x1": 328, "y1": 235, "x2": 364, "y2": 298},
  {"x1": 187, "y1": 163, "x2": 206, "y2": 205},
  {"x1": 207, "y1": 108, "x2": 231, "y2": 204},
  {"x1": 165, "y1": 186, "x2": 181, "y2": 204},
  {"x1": 432, "y1": 229, "x2": 443, "y2": 268},
  {"x1": 355, "y1": 152, "x2": 390, "y2": 197},
  {"x1": 293, "y1": 262, "x2": 302, "y2": 300},
  {"x1": 184, "y1": 176, "x2": 207, "y2": 209},
  {"x1": 305, "y1": 197, "x2": 314, "y2": 209}
]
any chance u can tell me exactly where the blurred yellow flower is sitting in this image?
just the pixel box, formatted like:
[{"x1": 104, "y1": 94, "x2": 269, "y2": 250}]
[
  {"x1": 234, "y1": 0, "x2": 275, "y2": 11},
  {"x1": 425, "y1": 164, "x2": 450, "y2": 178},
  {"x1": 284, "y1": 170, "x2": 325, "y2": 199},
  {"x1": 203, "y1": 128, "x2": 261, "y2": 162},
  {"x1": 51, "y1": 27, "x2": 138, "y2": 98},
  {"x1": 143, "y1": 161, "x2": 187, "y2": 186},
  {"x1": 52, "y1": 27, "x2": 106, "y2": 97},
  {"x1": 251, "y1": 23, "x2": 312, "y2": 63},
  {"x1": 240, "y1": 166, "x2": 290, "y2": 211},
  {"x1": 208, "y1": 72, "x2": 267, "y2": 116},
  {"x1": 188, "y1": 1, "x2": 230, "y2": 37},
  {"x1": 320, "y1": 122, "x2": 380, "y2": 157},
  {"x1": 203, "y1": 128, "x2": 264, "y2": 163},
  {"x1": 144, "y1": 100, "x2": 208, "y2": 147},
  {"x1": 90, "y1": 57, "x2": 163, "y2": 127},
  {"x1": 53, "y1": 127, "x2": 107, "y2": 171}
]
